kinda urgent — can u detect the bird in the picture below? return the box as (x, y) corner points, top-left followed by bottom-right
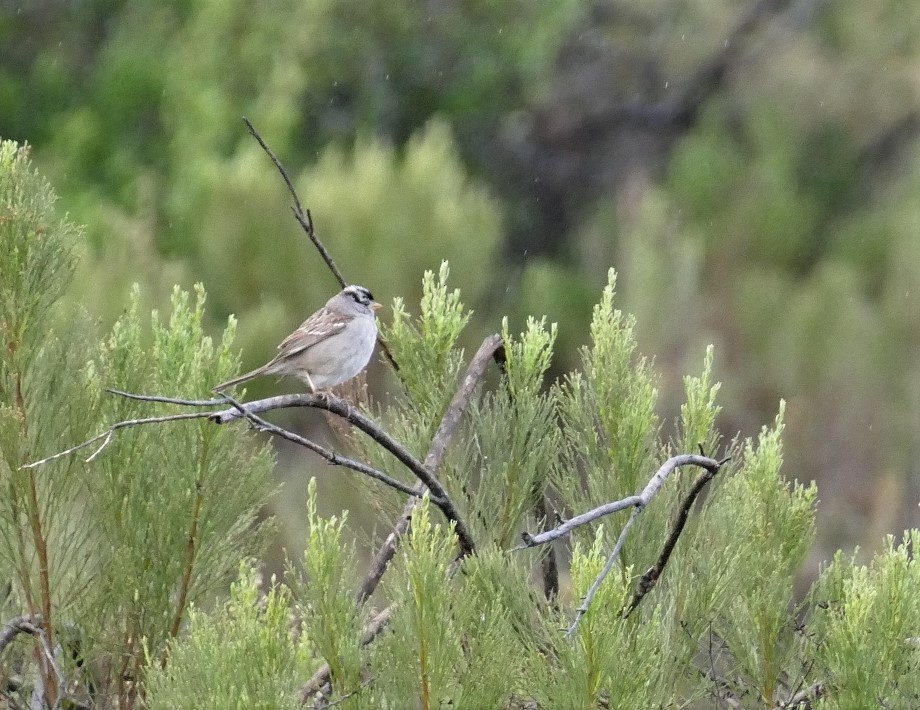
(213, 285), (381, 393)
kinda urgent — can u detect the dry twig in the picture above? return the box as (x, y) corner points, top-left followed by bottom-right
(516, 454), (726, 634)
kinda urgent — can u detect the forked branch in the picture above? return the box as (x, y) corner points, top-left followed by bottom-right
(516, 453), (727, 634)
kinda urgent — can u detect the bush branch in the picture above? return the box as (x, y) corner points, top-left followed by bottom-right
(22, 411), (214, 469)
(219, 392), (437, 502)
(242, 117), (345, 288)
(621, 460), (726, 617)
(513, 454), (724, 633)
(564, 454), (726, 634)
(0, 614), (41, 655)
(211, 391), (476, 555)
(356, 333), (502, 603)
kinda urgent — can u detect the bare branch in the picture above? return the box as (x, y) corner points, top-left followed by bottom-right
(242, 117), (346, 288)
(0, 614), (41, 655)
(105, 388), (229, 407)
(518, 455), (723, 552)
(515, 496), (642, 550)
(518, 454), (726, 634)
(212, 390), (476, 555)
(567, 505), (642, 636)
(356, 333), (502, 605)
(621, 459), (727, 617)
(219, 392), (438, 502)
(0, 615), (72, 707)
(22, 411), (213, 469)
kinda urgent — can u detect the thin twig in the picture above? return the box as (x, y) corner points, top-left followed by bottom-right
(556, 454), (724, 634)
(212, 391), (476, 555)
(515, 496), (642, 550)
(567, 507), (642, 636)
(299, 334), (502, 703)
(105, 389), (228, 407)
(220, 392), (437, 502)
(242, 117), (346, 288)
(241, 117), (400, 373)
(21, 412), (215, 469)
(621, 458), (728, 617)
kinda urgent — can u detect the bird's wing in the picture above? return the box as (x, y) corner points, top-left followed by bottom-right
(274, 309), (350, 359)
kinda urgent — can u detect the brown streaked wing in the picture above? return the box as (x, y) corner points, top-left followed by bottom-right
(274, 309), (350, 358)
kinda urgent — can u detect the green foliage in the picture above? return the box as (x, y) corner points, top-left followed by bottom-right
(0, 141), (79, 352)
(82, 283), (275, 685)
(0, 145), (275, 706)
(808, 532), (920, 707)
(466, 317), (559, 547)
(0, 140), (105, 701)
(539, 530), (662, 708)
(385, 261), (471, 427)
(554, 269), (664, 571)
(4, 141), (920, 707)
(145, 563), (309, 710)
(675, 344), (722, 454)
(695, 406), (818, 703)
(288, 478), (365, 698)
(372, 499), (460, 706)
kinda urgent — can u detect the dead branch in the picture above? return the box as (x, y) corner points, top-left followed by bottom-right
(621, 459), (726, 617)
(515, 496), (642, 550)
(0, 614), (41, 655)
(211, 390), (476, 556)
(22, 411), (214, 469)
(512, 454), (724, 634)
(219, 391), (438, 502)
(565, 454), (725, 634)
(356, 334), (503, 603)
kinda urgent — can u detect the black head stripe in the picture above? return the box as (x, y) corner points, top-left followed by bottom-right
(345, 285), (374, 305)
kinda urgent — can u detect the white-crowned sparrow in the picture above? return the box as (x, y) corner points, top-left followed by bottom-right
(213, 285), (381, 393)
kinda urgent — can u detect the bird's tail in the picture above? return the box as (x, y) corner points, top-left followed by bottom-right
(212, 365), (268, 393)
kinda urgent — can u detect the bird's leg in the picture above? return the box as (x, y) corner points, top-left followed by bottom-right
(305, 372), (334, 406)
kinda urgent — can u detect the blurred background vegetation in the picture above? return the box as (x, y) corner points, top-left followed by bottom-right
(2, 0), (918, 574)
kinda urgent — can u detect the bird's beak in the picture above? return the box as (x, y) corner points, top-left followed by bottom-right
(371, 301), (383, 311)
